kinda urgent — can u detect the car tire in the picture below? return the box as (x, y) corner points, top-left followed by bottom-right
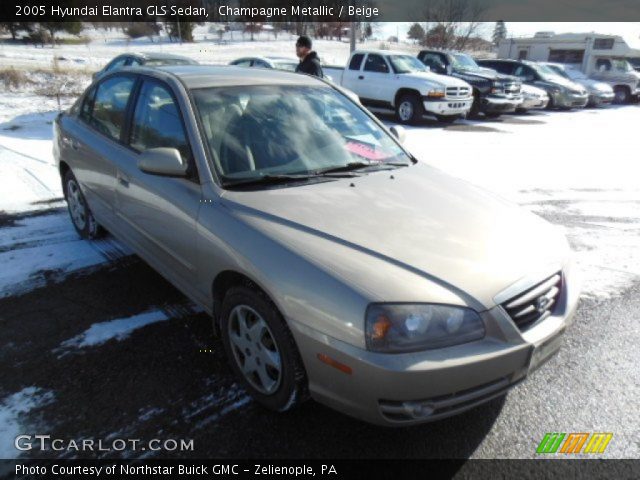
(220, 285), (308, 412)
(63, 170), (104, 240)
(435, 114), (459, 124)
(613, 86), (630, 104)
(395, 93), (423, 125)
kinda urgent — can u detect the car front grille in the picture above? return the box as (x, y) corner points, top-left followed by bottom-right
(501, 273), (562, 331)
(446, 86), (471, 99)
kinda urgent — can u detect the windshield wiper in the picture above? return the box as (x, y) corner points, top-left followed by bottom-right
(223, 174), (320, 188)
(314, 161), (375, 174)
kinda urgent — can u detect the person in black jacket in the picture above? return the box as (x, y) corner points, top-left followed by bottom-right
(295, 36), (324, 78)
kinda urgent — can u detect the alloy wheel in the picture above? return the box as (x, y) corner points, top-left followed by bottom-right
(228, 305), (282, 395)
(67, 179), (86, 231)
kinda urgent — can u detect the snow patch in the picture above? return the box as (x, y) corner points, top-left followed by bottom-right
(0, 212), (130, 298)
(0, 387), (55, 458)
(58, 310), (169, 350)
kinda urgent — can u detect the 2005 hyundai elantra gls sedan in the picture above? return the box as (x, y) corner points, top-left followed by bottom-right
(54, 65), (579, 425)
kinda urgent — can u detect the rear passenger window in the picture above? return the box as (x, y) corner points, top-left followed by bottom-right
(349, 54), (364, 70)
(129, 81), (191, 163)
(89, 76), (135, 141)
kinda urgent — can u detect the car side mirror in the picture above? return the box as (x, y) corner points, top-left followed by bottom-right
(390, 125), (406, 144)
(138, 147), (188, 177)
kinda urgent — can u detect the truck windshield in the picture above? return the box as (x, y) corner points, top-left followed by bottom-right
(611, 59), (633, 72)
(192, 85), (411, 186)
(387, 55), (428, 74)
(451, 54), (480, 71)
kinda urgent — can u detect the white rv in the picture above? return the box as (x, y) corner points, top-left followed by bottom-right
(498, 32), (640, 103)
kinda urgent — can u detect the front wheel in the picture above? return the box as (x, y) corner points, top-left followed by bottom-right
(220, 286), (308, 412)
(395, 93), (424, 125)
(63, 170), (104, 239)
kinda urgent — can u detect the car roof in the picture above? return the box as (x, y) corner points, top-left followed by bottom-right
(353, 49), (415, 57)
(147, 65), (326, 89)
(129, 52), (196, 61)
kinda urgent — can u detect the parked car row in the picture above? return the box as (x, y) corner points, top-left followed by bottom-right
(56, 62), (579, 426)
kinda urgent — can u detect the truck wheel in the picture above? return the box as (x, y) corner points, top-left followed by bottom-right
(396, 93), (423, 125)
(220, 286), (308, 412)
(435, 115), (459, 124)
(613, 86), (630, 104)
(63, 170), (104, 240)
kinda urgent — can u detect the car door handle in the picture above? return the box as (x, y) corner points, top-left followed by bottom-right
(358, 75), (364, 80)
(117, 172), (129, 187)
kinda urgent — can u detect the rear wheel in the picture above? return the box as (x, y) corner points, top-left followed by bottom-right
(395, 93), (423, 125)
(613, 86), (630, 104)
(220, 286), (308, 412)
(63, 170), (104, 240)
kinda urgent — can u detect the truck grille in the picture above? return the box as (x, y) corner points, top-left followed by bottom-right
(504, 82), (521, 95)
(446, 86), (471, 99)
(501, 273), (562, 331)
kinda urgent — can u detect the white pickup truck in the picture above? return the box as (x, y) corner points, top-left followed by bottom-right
(325, 50), (474, 124)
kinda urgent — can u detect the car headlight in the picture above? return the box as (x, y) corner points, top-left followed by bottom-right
(426, 89), (445, 98)
(549, 86), (563, 94)
(490, 86), (504, 94)
(365, 304), (485, 353)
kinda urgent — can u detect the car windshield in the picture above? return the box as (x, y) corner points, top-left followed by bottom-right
(451, 53), (480, 71)
(612, 59), (633, 72)
(146, 58), (196, 66)
(192, 85), (411, 186)
(273, 61), (298, 72)
(547, 65), (571, 80)
(387, 55), (428, 74)
(533, 63), (564, 81)
(564, 68), (587, 80)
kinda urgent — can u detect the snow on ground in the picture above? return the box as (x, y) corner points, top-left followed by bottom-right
(57, 310), (169, 350)
(0, 211), (131, 298)
(0, 387), (55, 458)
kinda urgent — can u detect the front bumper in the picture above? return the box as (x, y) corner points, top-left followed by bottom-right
(553, 91), (589, 108)
(588, 91), (614, 106)
(519, 95), (549, 110)
(481, 94), (522, 113)
(422, 97), (473, 116)
(290, 267), (580, 426)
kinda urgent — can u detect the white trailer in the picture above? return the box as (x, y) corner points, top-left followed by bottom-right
(498, 32), (640, 103)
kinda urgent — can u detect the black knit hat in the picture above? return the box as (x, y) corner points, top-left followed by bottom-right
(296, 35), (312, 49)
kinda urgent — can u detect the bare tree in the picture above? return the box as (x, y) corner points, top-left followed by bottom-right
(422, 0), (486, 51)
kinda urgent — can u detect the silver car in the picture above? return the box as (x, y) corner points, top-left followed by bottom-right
(542, 62), (615, 107)
(54, 65), (579, 426)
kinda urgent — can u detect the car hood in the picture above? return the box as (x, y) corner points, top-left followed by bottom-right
(453, 67), (516, 83)
(220, 164), (569, 309)
(402, 71), (471, 89)
(521, 83), (548, 96)
(574, 78), (613, 92)
(539, 75), (585, 91)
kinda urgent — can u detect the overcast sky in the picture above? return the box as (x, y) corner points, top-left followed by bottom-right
(379, 22), (640, 46)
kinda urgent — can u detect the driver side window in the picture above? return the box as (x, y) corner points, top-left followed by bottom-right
(364, 54), (389, 73)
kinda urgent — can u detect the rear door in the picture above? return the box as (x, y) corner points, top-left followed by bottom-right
(113, 77), (202, 286)
(59, 74), (136, 226)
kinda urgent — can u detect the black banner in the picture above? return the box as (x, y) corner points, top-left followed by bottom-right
(1, 0), (640, 22)
(1, 459), (640, 480)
